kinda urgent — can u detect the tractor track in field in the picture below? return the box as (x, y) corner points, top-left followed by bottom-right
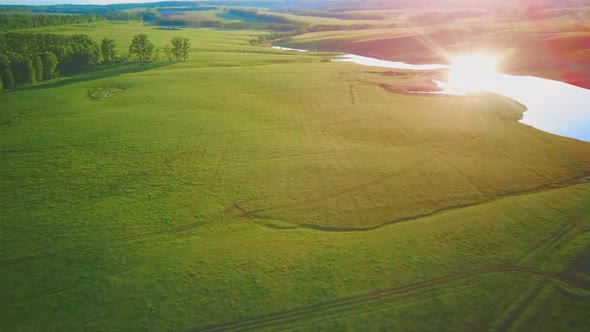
(349, 84), (357, 104)
(493, 282), (546, 332)
(555, 284), (590, 302)
(0, 218), (218, 267)
(193, 265), (590, 332)
(519, 218), (581, 264)
(0, 202), (240, 267)
(236, 175), (589, 233)
(163, 126), (207, 165)
(11, 266), (138, 306)
(493, 216), (584, 331)
(244, 153), (439, 215)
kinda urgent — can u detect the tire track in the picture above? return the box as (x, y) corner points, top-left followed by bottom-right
(349, 84), (357, 104)
(493, 283), (546, 332)
(245, 151), (443, 216)
(192, 265), (590, 332)
(554, 284), (590, 303)
(493, 217), (584, 331)
(237, 177), (588, 233)
(11, 266), (138, 306)
(163, 126), (207, 165)
(0, 215), (221, 267)
(518, 218), (580, 264)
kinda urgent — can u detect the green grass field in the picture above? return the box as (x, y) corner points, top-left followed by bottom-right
(1, 22), (589, 331)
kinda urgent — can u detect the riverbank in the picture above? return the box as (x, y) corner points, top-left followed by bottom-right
(273, 45), (590, 142)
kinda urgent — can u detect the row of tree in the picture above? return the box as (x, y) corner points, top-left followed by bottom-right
(0, 12), (146, 31)
(0, 33), (191, 90)
(128, 34), (191, 62)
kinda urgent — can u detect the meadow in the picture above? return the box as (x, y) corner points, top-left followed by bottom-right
(1, 21), (589, 331)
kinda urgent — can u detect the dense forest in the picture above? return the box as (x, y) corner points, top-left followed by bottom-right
(0, 13), (145, 31)
(0, 33), (103, 88)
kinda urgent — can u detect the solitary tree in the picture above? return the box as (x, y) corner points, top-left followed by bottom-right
(128, 34), (154, 62)
(101, 38), (117, 63)
(40, 51), (58, 80)
(170, 37), (191, 61)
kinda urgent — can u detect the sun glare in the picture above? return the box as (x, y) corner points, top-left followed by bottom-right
(448, 54), (498, 92)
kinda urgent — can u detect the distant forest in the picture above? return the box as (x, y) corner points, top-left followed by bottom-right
(1, 15), (101, 31)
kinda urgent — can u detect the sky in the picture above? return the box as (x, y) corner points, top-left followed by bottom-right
(0, 0), (181, 5)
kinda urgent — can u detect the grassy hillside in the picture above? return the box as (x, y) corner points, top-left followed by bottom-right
(1, 23), (589, 331)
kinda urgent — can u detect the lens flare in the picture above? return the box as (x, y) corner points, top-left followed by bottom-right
(448, 54), (498, 92)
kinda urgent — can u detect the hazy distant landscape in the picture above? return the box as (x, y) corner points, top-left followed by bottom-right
(1, 1), (589, 331)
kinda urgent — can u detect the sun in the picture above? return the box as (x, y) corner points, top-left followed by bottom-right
(448, 54), (498, 93)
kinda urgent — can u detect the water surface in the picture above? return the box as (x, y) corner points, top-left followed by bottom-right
(331, 53), (590, 142)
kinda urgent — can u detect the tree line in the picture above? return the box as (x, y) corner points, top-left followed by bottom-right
(0, 14), (105, 31)
(0, 33), (191, 90)
(0, 11), (144, 32)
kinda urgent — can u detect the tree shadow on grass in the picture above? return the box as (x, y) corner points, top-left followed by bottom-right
(16, 62), (173, 92)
